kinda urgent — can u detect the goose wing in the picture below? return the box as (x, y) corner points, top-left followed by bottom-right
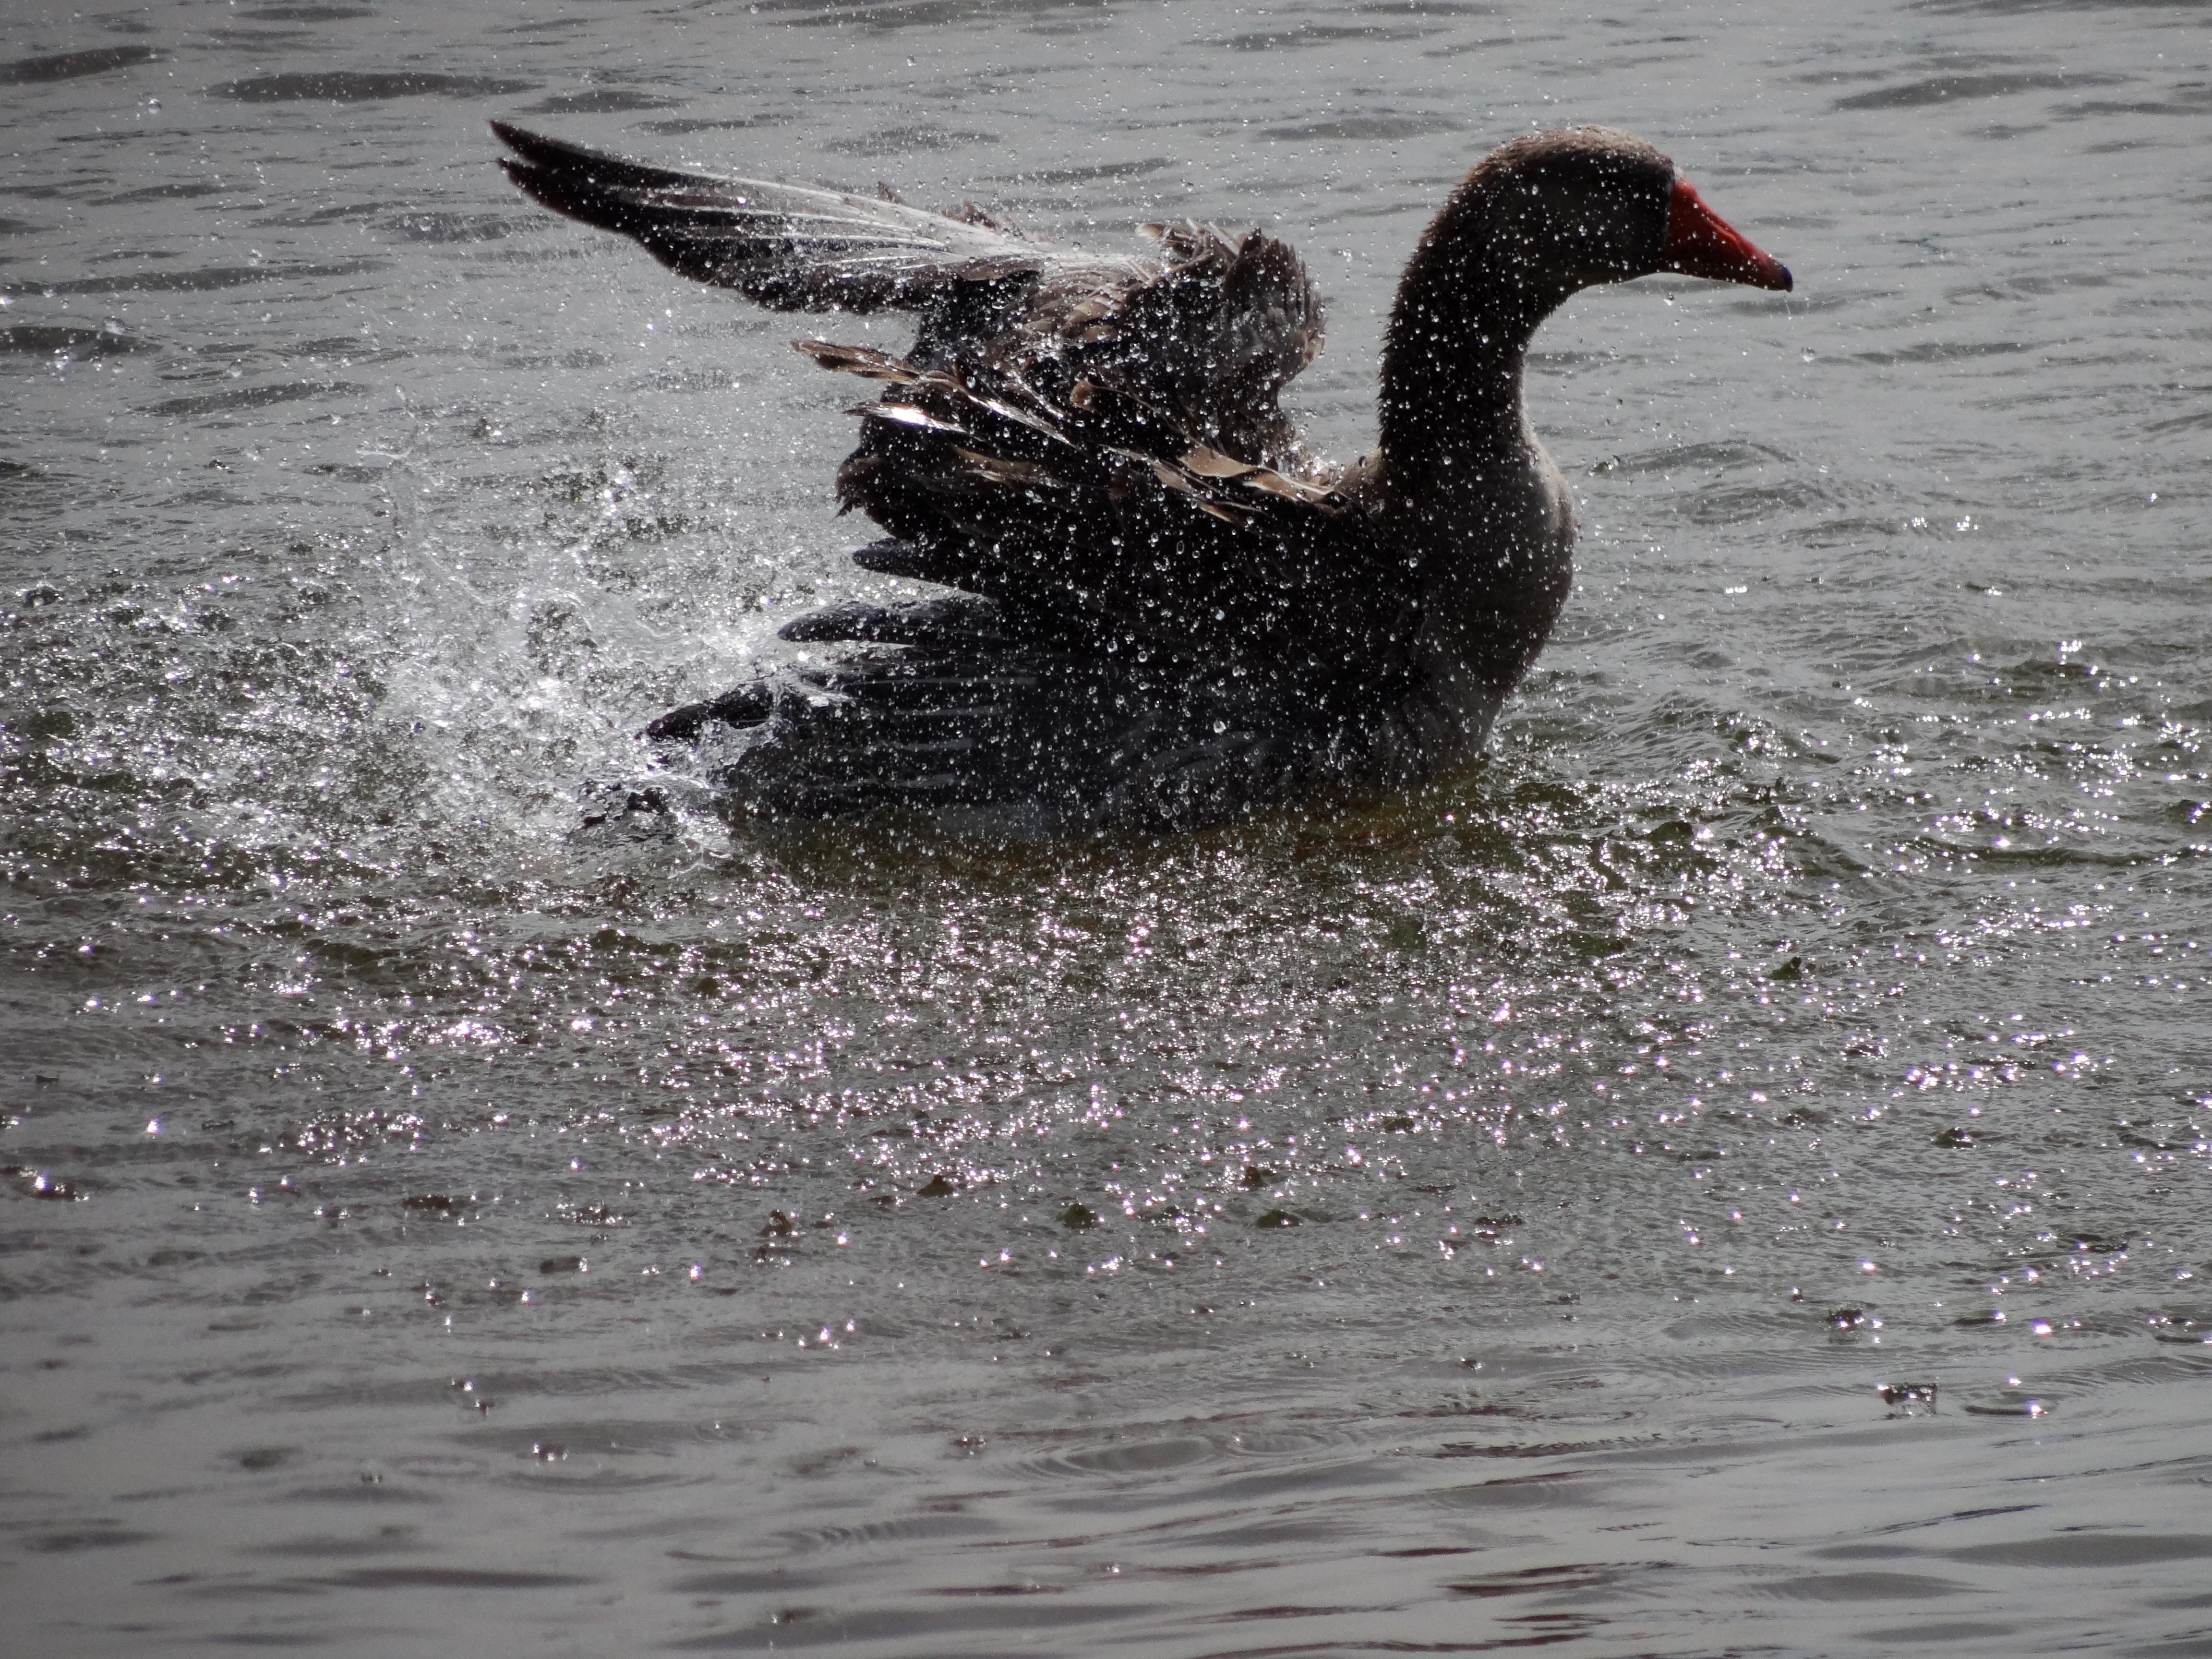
(798, 327), (1413, 697)
(495, 123), (1416, 691)
(493, 120), (1079, 311)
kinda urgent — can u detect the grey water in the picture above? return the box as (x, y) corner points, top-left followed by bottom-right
(3, 0), (2210, 1653)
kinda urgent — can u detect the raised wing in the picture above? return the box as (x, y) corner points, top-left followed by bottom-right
(793, 333), (1413, 704)
(493, 120), (1061, 311)
(494, 123), (1416, 702)
(1049, 218), (1326, 470)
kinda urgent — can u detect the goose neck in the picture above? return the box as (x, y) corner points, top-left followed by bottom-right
(1379, 239), (1568, 481)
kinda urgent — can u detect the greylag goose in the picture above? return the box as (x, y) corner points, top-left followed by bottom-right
(492, 121), (1790, 833)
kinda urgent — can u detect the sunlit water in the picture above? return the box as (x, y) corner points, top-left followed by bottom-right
(4, 0), (2210, 1653)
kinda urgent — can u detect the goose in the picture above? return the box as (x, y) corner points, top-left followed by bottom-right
(493, 120), (1790, 833)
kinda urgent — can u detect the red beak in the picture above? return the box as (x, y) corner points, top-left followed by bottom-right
(1660, 177), (1791, 292)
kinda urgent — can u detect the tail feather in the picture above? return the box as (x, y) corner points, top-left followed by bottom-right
(493, 120), (1050, 312)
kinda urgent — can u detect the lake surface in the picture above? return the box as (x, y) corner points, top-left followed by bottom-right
(4, 0), (2210, 1653)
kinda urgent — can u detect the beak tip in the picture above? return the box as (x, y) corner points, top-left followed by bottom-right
(1663, 177), (1792, 294)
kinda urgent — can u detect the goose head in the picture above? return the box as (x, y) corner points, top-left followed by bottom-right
(1408, 126), (1791, 323)
(1382, 127), (1790, 461)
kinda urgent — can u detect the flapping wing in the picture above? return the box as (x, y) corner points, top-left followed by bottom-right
(787, 214), (1398, 680)
(493, 120), (1055, 311)
(1048, 219), (1326, 469)
(495, 123), (1410, 693)
(795, 336), (1415, 703)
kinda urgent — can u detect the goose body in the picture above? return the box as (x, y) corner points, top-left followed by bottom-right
(493, 122), (1790, 833)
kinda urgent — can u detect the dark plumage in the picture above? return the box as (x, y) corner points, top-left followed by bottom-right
(493, 120), (1791, 834)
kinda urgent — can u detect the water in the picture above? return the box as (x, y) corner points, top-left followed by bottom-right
(4, 0), (2210, 1652)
